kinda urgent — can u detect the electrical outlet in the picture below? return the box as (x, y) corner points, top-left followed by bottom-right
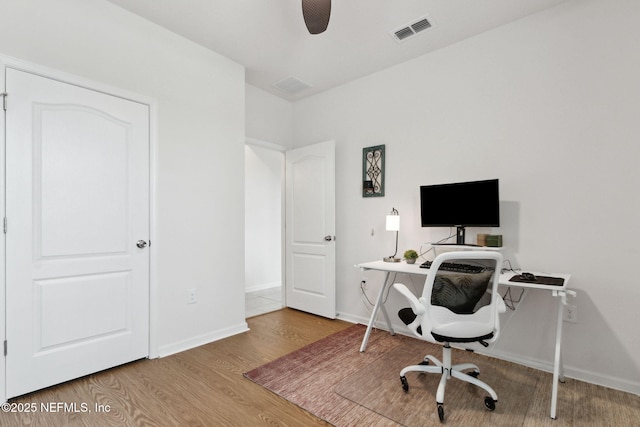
(188, 288), (197, 304)
(562, 304), (577, 323)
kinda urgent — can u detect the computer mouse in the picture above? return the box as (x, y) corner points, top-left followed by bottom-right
(521, 272), (536, 281)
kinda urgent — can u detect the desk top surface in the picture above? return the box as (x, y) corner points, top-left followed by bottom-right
(356, 260), (570, 290)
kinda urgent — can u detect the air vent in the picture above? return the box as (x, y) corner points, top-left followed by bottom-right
(394, 27), (414, 41)
(273, 77), (312, 94)
(411, 18), (431, 33)
(391, 16), (432, 43)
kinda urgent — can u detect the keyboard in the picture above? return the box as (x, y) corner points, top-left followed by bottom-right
(420, 260), (486, 273)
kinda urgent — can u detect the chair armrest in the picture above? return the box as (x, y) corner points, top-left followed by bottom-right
(486, 294), (507, 343)
(393, 283), (425, 315)
(496, 295), (506, 314)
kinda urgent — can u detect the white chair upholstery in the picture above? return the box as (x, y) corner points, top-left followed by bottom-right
(393, 251), (505, 423)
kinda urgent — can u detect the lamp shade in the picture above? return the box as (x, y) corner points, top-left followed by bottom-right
(386, 214), (400, 231)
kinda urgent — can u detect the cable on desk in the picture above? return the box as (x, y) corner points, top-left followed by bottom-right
(419, 244), (434, 262)
(419, 229), (458, 262)
(360, 280), (375, 306)
(501, 259), (517, 274)
(359, 272), (398, 307)
(502, 286), (524, 310)
(499, 259), (524, 310)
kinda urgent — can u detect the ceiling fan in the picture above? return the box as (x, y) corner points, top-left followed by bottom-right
(301, 0), (331, 34)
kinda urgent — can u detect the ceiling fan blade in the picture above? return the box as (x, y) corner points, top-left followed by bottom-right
(302, 0), (331, 35)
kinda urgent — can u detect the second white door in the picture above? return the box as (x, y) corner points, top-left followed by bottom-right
(285, 141), (336, 318)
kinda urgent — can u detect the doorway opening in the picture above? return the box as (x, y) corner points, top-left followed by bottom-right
(244, 142), (285, 317)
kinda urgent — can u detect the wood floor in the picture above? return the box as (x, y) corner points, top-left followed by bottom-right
(2, 309), (638, 426)
(1, 309), (351, 427)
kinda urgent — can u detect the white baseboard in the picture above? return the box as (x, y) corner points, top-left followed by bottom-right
(157, 322), (249, 358)
(563, 366), (640, 396)
(335, 312), (365, 325)
(337, 312), (412, 334)
(245, 282), (281, 293)
(487, 349), (639, 396)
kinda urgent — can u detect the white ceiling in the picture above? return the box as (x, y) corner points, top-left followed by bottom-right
(106, 0), (568, 101)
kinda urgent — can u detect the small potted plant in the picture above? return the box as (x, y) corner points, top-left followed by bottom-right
(403, 249), (419, 264)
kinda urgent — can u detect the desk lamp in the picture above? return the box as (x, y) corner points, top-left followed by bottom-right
(384, 207), (401, 262)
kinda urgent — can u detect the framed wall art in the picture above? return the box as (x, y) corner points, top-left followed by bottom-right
(362, 144), (385, 197)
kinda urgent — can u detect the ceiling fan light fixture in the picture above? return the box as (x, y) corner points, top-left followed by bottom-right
(302, 0), (331, 35)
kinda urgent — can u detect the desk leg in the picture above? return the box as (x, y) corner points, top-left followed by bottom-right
(550, 289), (575, 419)
(550, 293), (564, 419)
(360, 272), (396, 352)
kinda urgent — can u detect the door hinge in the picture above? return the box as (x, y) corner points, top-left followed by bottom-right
(4, 340), (7, 356)
(3, 217), (6, 234)
(1, 92), (6, 111)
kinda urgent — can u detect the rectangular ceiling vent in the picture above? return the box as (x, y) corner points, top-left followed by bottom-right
(391, 16), (432, 42)
(273, 76), (312, 94)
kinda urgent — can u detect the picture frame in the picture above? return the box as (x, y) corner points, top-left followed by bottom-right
(362, 144), (385, 197)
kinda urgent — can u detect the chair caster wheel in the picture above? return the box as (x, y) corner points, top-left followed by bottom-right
(484, 396), (496, 411)
(400, 376), (409, 392)
(437, 403), (445, 423)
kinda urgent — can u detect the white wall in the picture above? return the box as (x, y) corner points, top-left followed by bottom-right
(0, 0), (247, 357)
(292, 0), (640, 394)
(246, 84), (294, 148)
(245, 145), (283, 292)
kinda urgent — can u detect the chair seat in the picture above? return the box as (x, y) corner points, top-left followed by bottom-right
(431, 331), (494, 343)
(431, 320), (495, 342)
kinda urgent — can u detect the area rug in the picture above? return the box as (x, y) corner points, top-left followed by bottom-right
(243, 324), (539, 426)
(334, 336), (538, 426)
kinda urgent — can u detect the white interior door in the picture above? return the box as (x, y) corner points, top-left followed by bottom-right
(5, 68), (150, 398)
(285, 140), (336, 318)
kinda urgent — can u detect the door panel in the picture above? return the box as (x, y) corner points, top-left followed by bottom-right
(285, 141), (335, 318)
(36, 105), (130, 257)
(292, 254), (326, 294)
(37, 272), (130, 349)
(5, 68), (150, 398)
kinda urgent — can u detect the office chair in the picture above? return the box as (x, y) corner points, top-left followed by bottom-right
(393, 251), (505, 423)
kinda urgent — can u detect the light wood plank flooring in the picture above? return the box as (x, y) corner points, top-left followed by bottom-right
(1, 309), (351, 426)
(1, 308), (638, 426)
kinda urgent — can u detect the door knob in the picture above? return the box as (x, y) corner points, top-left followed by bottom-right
(324, 235), (335, 242)
(136, 240), (148, 249)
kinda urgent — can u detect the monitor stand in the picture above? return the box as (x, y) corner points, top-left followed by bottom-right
(456, 226), (465, 245)
(436, 226), (480, 247)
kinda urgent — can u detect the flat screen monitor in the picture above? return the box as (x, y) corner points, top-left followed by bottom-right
(420, 179), (500, 245)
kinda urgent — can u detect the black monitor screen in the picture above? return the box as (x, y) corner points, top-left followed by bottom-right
(420, 179), (500, 228)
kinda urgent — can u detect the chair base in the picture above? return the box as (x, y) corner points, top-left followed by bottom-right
(399, 344), (498, 423)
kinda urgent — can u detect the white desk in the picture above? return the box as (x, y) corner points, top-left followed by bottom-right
(356, 259), (573, 420)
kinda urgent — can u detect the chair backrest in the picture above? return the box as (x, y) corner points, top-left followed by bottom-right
(420, 251), (504, 343)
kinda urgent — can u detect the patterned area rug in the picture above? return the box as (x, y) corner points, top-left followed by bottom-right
(334, 335), (538, 426)
(243, 324), (539, 426)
